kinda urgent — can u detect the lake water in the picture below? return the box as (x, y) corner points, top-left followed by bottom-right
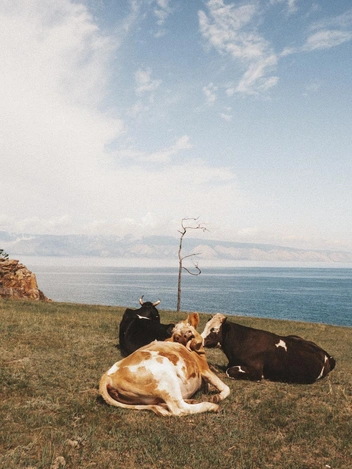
(31, 265), (352, 327)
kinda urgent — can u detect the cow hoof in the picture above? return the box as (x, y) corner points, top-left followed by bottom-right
(184, 399), (197, 404)
(209, 394), (221, 404)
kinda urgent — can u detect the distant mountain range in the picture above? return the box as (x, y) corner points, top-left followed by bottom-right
(1, 230), (352, 263)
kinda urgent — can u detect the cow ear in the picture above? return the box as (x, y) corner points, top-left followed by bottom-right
(187, 336), (203, 352)
(167, 324), (175, 335)
(187, 312), (200, 329)
(220, 314), (227, 324)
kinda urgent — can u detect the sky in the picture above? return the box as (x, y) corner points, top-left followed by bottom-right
(1, 0), (352, 251)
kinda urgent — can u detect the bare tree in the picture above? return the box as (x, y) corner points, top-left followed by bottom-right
(177, 217), (208, 312)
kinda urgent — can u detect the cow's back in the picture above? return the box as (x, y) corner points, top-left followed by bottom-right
(107, 341), (203, 398)
(122, 318), (174, 355)
(263, 335), (335, 383)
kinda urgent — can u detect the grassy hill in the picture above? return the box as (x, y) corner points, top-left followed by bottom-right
(1, 299), (351, 469)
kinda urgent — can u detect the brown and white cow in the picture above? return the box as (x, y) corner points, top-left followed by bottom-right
(99, 313), (230, 416)
(201, 313), (336, 384)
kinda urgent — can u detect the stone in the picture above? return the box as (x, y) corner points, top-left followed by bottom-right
(0, 258), (49, 301)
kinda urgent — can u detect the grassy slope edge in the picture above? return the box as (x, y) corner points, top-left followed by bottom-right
(1, 299), (351, 469)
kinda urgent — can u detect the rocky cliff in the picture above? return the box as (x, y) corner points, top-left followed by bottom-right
(0, 258), (49, 301)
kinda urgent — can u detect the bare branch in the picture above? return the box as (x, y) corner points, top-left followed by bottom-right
(181, 252), (201, 260)
(182, 261), (201, 276)
(180, 217), (209, 233)
(177, 217), (207, 311)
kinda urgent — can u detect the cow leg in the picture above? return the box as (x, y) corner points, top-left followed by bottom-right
(201, 370), (230, 403)
(165, 399), (219, 416)
(158, 385), (220, 416)
(157, 388), (219, 415)
(149, 372), (219, 416)
(226, 365), (263, 381)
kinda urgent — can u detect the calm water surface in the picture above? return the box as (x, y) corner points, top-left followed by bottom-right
(33, 266), (352, 327)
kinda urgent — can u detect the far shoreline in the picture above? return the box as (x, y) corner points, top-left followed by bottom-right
(13, 254), (352, 270)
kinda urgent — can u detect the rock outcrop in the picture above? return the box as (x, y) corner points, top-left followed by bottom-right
(0, 258), (49, 301)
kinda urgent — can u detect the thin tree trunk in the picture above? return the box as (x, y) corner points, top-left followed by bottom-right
(177, 228), (185, 312)
(176, 217), (207, 312)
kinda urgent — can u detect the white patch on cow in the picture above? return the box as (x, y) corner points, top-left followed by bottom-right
(107, 363), (118, 375)
(128, 351), (163, 374)
(137, 315), (151, 320)
(275, 339), (287, 352)
(200, 314), (225, 340)
(225, 366), (246, 379)
(127, 349), (202, 399)
(316, 355), (328, 380)
(228, 366), (245, 374)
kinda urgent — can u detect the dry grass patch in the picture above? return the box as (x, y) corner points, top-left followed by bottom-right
(1, 299), (351, 468)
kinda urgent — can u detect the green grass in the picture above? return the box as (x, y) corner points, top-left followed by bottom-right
(1, 299), (351, 469)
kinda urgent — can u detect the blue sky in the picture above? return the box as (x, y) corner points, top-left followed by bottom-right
(1, 0), (352, 251)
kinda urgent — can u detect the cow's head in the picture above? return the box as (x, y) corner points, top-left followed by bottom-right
(170, 313), (204, 352)
(201, 313), (226, 348)
(137, 296), (161, 321)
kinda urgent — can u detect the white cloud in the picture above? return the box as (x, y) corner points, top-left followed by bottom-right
(4, 158), (241, 239)
(282, 8), (352, 55)
(198, 0), (279, 95)
(303, 29), (352, 51)
(154, 0), (173, 26)
(0, 1), (123, 196)
(2, 0), (350, 253)
(236, 54), (278, 94)
(0, 1), (244, 239)
(0, 1), (114, 106)
(127, 100), (149, 118)
(303, 81), (321, 96)
(270, 0), (298, 15)
(203, 82), (218, 104)
(220, 107), (232, 121)
(199, 2), (352, 96)
(220, 113), (232, 121)
(114, 135), (193, 163)
(310, 8), (352, 31)
(135, 68), (162, 96)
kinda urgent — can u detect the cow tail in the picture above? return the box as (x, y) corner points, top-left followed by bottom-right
(99, 374), (122, 408)
(99, 373), (171, 416)
(319, 354), (336, 380)
(327, 355), (336, 373)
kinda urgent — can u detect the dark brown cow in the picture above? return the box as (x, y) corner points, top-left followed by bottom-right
(201, 314), (336, 384)
(119, 297), (174, 356)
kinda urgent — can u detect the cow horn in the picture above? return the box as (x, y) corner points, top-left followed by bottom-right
(153, 300), (161, 306)
(139, 296), (144, 305)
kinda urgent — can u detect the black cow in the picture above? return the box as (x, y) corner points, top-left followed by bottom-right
(119, 297), (174, 356)
(201, 313), (336, 384)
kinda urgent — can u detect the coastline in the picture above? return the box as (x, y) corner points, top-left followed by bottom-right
(13, 254), (352, 270)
